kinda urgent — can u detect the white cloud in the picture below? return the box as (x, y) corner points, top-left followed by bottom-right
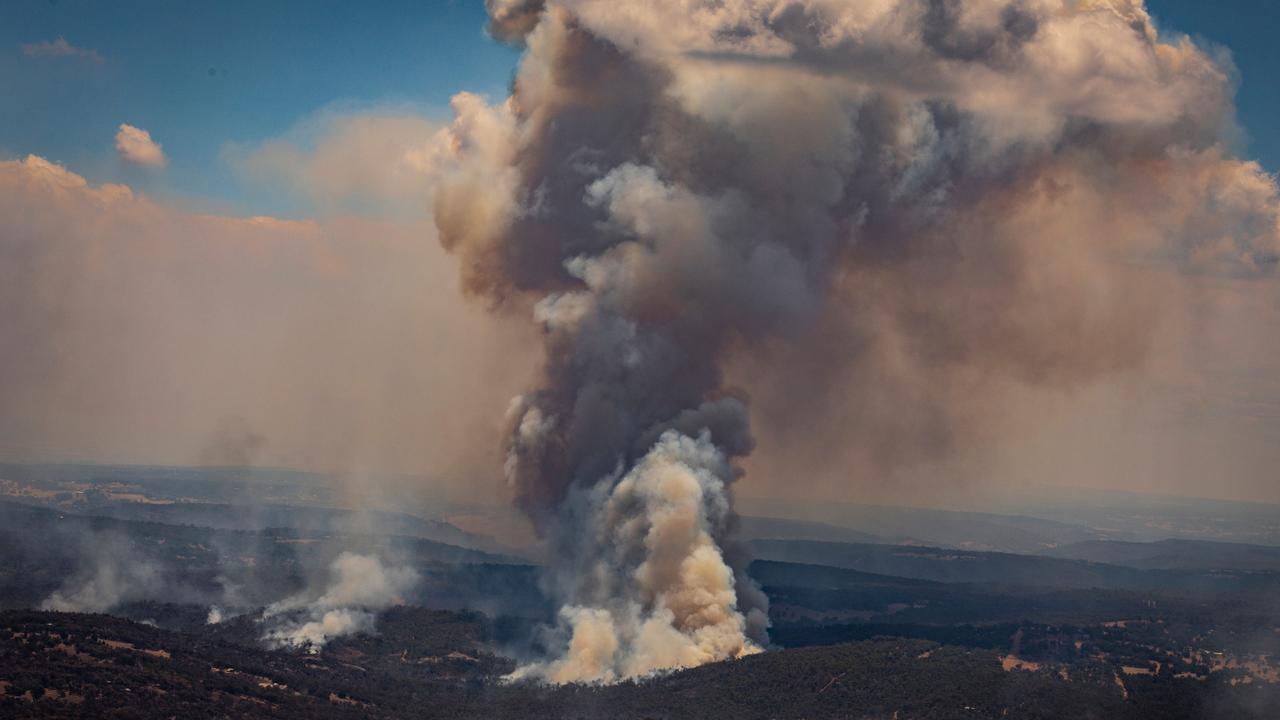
(115, 124), (166, 167)
(21, 36), (103, 64)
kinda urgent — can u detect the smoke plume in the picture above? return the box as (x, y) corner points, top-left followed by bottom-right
(261, 552), (418, 652)
(40, 532), (166, 613)
(434, 0), (1280, 682)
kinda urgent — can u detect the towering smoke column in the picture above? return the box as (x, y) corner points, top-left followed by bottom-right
(435, 0), (1280, 682)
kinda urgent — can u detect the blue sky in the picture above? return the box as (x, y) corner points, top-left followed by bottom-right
(0, 1), (1274, 217)
(1146, 0), (1280, 172)
(0, 0), (518, 214)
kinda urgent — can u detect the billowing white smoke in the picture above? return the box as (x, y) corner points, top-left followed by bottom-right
(41, 561), (162, 614)
(511, 432), (762, 682)
(435, 0), (1280, 683)
(40, 533), (164, 613)
(261, 553), (418, 652)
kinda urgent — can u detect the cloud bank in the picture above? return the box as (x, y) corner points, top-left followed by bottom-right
(0, 153), (535, 496)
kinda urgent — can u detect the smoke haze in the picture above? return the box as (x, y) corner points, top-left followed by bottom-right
(0, 153), (536, 501)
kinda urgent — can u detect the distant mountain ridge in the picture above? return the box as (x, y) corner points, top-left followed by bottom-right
(737, 498), (1110, 553)
(1040, 538), (1280, 572)
(0, 461), (521, 556)
(63, 499), (507, 554)
(735, 515), (885, 544)
(748, 538), (1280, 593)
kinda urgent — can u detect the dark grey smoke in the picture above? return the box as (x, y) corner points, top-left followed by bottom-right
(199, 416), (267, 467)
(486, 0), (547, 44)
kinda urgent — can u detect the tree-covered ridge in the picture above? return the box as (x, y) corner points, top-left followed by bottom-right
(2, 609), (1277, 719)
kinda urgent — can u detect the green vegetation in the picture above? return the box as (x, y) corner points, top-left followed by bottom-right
(2, 610), (1277, 719)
